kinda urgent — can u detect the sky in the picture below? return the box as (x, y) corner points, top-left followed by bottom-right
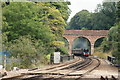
(67, 0), (103, 22)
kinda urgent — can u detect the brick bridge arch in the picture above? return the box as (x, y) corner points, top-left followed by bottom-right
(63, 30), (109, 54)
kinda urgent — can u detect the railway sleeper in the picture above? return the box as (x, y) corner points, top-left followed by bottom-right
(61, 58), (90, 70)
(74, 58), (93, 70)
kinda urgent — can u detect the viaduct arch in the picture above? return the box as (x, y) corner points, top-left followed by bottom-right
(63, 30), (109, 54)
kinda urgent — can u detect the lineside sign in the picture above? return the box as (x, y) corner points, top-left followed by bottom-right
(54, 52), (60, 64)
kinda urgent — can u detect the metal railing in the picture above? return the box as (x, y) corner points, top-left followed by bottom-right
(50, 55), (74, 64)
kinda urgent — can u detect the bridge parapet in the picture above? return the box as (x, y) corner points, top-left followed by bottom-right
(64, 30), (109, 36)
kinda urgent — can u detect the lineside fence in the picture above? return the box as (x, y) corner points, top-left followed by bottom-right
(50, 55), (75, 64)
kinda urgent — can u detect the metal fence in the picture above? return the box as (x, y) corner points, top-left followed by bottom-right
(50, 55), (74, 64)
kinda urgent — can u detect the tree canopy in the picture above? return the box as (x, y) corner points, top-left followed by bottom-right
(68, 2), (116, 30)
(2, 2), (70, 68)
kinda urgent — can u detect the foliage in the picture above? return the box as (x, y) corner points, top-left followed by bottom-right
(43, 2), (70, 21)
(2, 2), (70, 68)
(108, 2), (120, 64)
(68, 2), (116, 30)
(92, 2), (116, 30)
(3, 3), (54, 42)
(93, 51), (111, 59)
(98, 2), (120, 64)
(36, 2), (70, 39)
(55, 47), (68, 55)
(68, 10), (92, 30)
(7, 36), (47, 68)
(100, 38), (111, 52)
(81, 27), (88, 30)
(51, 41), (65, 47)
(94, 38), (104, 48)
(51, 41), (68, 55)
(62, 37), (69, 49)
(109, 24), (120, 63)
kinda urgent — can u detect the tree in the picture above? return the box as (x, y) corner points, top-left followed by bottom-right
(92, 2), (116, 30)
(3, 3), (53, 42)
(8, 36), (49, 68)
(2, 2), (70, 68)
(35, 2), (70, 39)
(68, 10), (92, 30)
(101, 2), (120, 64)
(110, 1), (120, 64)
(68, 2), (116, 30)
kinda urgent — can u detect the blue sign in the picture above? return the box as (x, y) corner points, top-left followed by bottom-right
(0, 52), (10, 55)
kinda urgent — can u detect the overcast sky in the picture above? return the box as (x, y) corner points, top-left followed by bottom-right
(67, 0), (103, 22)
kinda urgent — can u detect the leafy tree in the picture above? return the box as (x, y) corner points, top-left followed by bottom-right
(3, 3), (54, 42)
(8, 36), (48, 68)
(44, 2), (70, 21)
(81, 27), (88, 30)
(101, 2), (120, 63)
(2, 2), (70, 68)
(68, 2), (116, 30)
(68, 10), (92, 30)
(92, 2), (116, 30)
(110, 1), (120, 63)
(35, 2), (70, 40)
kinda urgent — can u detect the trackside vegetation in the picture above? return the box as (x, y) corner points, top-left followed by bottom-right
(1, 1), (120, 69)
(68, 2), (120, 64)
(2, 2), (70, 69)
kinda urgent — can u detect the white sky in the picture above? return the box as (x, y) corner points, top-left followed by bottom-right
(67, 0), (103, 22)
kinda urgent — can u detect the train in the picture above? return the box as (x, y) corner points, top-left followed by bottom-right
(72, 48), (89, 57)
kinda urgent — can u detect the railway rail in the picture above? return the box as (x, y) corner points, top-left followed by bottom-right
(20, 57), (94, 80)
(42, 58), (99, 80)
(26, 57), (85, 74)
(47, 57), (93, 80)
(74, 58), (101, 80)
(1, 57), (84, 80)
(2, 57), (118, 80)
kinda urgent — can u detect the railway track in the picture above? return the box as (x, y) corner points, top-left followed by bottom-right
(2, 57), (96, 80)
(26, 57), (93, 80)
(28, 57), (81, 72)
(25, 57), (85, 74)
(42, 58), (99, 80)
(1, 57), (85, 80)
(24, 57), (91, 80)
(3, 57), (117, 80)
(74, 58), (101, 80)
(45, 57), (93, 80)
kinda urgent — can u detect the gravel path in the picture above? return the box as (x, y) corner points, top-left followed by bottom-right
(82, 58), (118, 78)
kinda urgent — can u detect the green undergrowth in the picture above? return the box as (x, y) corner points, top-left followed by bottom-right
(93, 51), (112, 59)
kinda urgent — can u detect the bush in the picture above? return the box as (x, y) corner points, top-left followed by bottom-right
(55, 47), (68, 55)
(7, 36), (51, 68)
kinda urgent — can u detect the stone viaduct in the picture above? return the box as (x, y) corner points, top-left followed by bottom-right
(63, 30), (109, 54)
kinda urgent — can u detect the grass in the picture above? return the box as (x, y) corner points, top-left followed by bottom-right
(93, 47), (112, 59)
(93, 51), (112, 59)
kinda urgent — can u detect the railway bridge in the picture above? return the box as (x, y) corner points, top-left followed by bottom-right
(63, 30), (109, 54)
